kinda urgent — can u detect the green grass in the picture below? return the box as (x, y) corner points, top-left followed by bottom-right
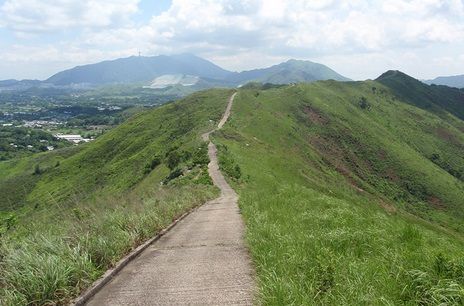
(2, 76), (464, 305)
(214, 78), (464, 304)
(1, 185), (216, 305)
(0, 88), (233, 305)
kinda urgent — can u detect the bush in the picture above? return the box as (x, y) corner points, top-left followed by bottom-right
(217, 145), (242, 180)
(166, 151), (181, 170)
(33, 164), (42, 175)
(192, 144), (209, 166)
(163, 168), (183, 184)
(359, 97), (371, 110)
(144, 156), (161, 174)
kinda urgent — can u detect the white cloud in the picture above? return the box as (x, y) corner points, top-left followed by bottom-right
(1, 0), (464, 79)
(128, 0), (464, 57)
(0, 0), (140, 32)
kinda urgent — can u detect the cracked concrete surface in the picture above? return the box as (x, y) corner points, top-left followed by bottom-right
(85, 92), (255, 305)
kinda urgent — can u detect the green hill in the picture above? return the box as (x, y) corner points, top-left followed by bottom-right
(0, 89), (232, 305)
(1, 72), (464, 305)
(213, 75), (464, 304)
(377, 70), (464, 120)
(0, 89), (232, 213)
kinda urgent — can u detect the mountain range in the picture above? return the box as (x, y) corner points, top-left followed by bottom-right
(424, 74), (464, 89)
(0, 54), (350, 91)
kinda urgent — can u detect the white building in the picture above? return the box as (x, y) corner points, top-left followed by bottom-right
(54, 134), (92, 144)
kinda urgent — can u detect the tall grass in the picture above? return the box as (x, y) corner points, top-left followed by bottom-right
(240, 184), (464, 305)
(214, 85), (464, 304)
(0, 185), (216, 305)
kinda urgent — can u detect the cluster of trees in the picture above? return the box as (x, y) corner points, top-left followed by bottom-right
(0, 126), (70, 161)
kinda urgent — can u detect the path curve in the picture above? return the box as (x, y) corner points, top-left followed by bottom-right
(85, 92), (255, 305)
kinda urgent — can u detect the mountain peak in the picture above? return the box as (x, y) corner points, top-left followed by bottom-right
(376, 70), (414, 81)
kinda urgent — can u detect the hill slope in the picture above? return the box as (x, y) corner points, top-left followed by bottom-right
(0, 89), (235, 304)
(214, 75), (464, 304)
(2, 73), (464, 304)
(425, 74), (464, 88)
(377, 70), (464, 120)
(228, 59), (350, 85)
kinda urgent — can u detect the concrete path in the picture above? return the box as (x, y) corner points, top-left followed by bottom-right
(86, 92), (255, 305)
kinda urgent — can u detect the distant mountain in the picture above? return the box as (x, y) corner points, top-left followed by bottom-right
(228, 59), (350, 85)
(0, 55), (351, 91)
(46, 54), (233, 86)
(424, 75), (464, 89)
(377, 70), (464, 120)
(0, 79), (43, 91)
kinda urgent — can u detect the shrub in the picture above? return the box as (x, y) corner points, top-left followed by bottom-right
(144, 155), (161, 174)
(166, 151), (181, 170)
(33, 164), (42, 175)
(359, 97), (371, 110)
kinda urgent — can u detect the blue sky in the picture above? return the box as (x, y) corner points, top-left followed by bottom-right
(0, 0), (463, 80)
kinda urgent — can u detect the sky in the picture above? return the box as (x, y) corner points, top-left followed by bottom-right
(0, 0), (463, 81)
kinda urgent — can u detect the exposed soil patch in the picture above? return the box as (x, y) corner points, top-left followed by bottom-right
(377, 150), (387, 161)
(434, 127), (462, 147)
(383, 167), (400, 182)
(303, 106), (329, 125)
(428, 196), (447, 210)
(334, 165), (364, 192)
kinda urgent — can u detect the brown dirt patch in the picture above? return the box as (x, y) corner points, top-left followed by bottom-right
(428, 196), (447, 210)
(384, 168), (400, 182)
(434, 127), (462, 147)
(334, 165), (364, 192)
(303, 106), (329, 125)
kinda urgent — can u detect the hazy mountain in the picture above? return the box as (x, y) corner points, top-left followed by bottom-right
(1, 55), (351, 90)
(46, 55), (350, 87)
(424, 74), (464, 89)
(46, 54), (233, 85)
(227, 59), (351, 85)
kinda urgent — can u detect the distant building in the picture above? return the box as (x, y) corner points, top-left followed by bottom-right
(54, 134), (92, 144)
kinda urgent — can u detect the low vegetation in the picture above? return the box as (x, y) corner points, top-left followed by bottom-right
(2, 73), (464, 305)
(1, 186), (215, 305)
(214, 75), (464, 304)
(0, 89), (233, 305)
(0, 126), (71, 161)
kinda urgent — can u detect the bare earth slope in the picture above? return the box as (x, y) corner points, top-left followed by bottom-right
(86, 92), (255, 305)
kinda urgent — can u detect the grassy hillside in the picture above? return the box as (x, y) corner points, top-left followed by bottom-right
(0, 89), (233, 305)
(378, 70), (464, 120)
(0, 89), (232, 212)
(2, 75), (464, 305)
(214, 77), (464, 304)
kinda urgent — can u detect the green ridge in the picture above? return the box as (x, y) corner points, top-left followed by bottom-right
(214, 77), (464, 304)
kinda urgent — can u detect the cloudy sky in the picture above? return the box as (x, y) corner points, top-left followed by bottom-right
(0, 0), (463, 80)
